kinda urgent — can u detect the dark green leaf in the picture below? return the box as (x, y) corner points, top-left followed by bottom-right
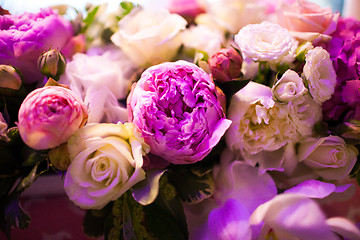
(3, 192), (30, 234)
(0, 146), (18, 176)
(16, 163), (38, 192)
(144, 191), (187, 240)
(335, 120), (360, 145)
(217, 79), (250, 108)
(167, 166), (214, 204)
(83, 202), (114, 238)
(20, 148), (45, 167)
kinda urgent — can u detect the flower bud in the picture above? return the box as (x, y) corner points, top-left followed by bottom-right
(38, 49), (66, 80)
(49, 143), (71, 171)
(0, 65), (22, 90)
(208, 47), (243, 83)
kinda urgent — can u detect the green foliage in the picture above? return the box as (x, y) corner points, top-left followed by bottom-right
(0, 126), (49, 239)
(81, 5), (99, 33)
(120, 1), (136, 17)
(167, 166), (214, 204)
(83, 202), (114, 238)
(217, 79), (250, 108)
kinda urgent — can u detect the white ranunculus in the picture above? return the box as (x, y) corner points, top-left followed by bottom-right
(288, 93), (322, 136)
(225, 81), (298, 156)
(64, 122), (150, 209)
(111, 7), (187, 67)
(303, 46), (337, 104)
(197, 0), (266, 34)
(60, 47), (135, 123)
(272, 69), (307, 103)
(297, 135), (358, 180)
(180, 24), (224, 57)
(235, 21), (293, 62)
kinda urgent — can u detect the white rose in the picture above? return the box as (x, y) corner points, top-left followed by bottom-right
(298, 135), (358, 180)
(197, 0), (266, 34)
(180, 24), (224, 57)
(60, 48), (134, 123)
(289, 93), (322, 136)
(235, 21), (293, 62)
(303, 46), (337, 104)
(111, 8), (187, 67)
(272, 69), (307, 103)
(64, 122), (150, 209)
(226, 81), (298, 155)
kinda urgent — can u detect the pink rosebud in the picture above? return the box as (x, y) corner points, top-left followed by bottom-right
(208, 48), (243, 83)
(18, 86), (88, 150)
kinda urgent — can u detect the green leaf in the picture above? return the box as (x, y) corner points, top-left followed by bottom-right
(335, 120), (360, 145)
(81, 5), (99, 33)
(1, 191), (30, 238)
(167, 166), (214, 204)
(217, 79), (250, 108)
(83, 202), (114, 238)
(144, 184), (188, 240)
(16, 163), (39, 192)
(120, 1), (135, 15)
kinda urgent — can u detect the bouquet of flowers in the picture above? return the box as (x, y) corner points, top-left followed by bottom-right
(1, 0), (360, 239)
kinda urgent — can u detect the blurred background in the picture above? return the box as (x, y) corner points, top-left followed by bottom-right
(0, 0), (348, 14)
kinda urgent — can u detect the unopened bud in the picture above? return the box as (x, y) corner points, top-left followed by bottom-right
(38, 49), (66, 80)
(296, 41), (314, 62)
(208, 47), (243, 83)
(49, 143), (71, 171)
(0, 65), (22, 90)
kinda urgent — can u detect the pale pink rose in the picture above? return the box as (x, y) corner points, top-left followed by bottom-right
(298, 135), (358, 180)
(277, 0), (339, 40)
(18, 86), (88, 150)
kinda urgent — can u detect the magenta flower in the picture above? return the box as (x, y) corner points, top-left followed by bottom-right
(321, 17), (360, 123)
(127, 60), (231, 165)
(0, 8), (73, 84)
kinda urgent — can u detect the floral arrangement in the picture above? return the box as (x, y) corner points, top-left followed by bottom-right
(1, 0), (360, 239)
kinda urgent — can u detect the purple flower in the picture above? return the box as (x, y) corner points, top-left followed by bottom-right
(0, 8), (73, 84)
(127, 60), (232, 165)
(321, 17), (360, 124)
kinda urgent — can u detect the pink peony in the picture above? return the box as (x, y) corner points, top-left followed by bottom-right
(0, 8), (73, 84)
(18, 86), (88, 150)
(127, 60), (231, 165)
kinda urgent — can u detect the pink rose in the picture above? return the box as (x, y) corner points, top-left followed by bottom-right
(277, 0), (339, 37)
(18, 86), (88, 150)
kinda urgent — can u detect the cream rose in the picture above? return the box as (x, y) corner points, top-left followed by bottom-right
(303, 47), (337, 104)
(64, 122), (149, 209)
(298, 135), (358, 180)
(235, 21), (293, 62)
(111, 7), (187, 67)
(272, 69), (307, 103)
(225, 81), (298, 155)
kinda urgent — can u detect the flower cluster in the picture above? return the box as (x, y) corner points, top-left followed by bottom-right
(1, 0), (360, 240)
